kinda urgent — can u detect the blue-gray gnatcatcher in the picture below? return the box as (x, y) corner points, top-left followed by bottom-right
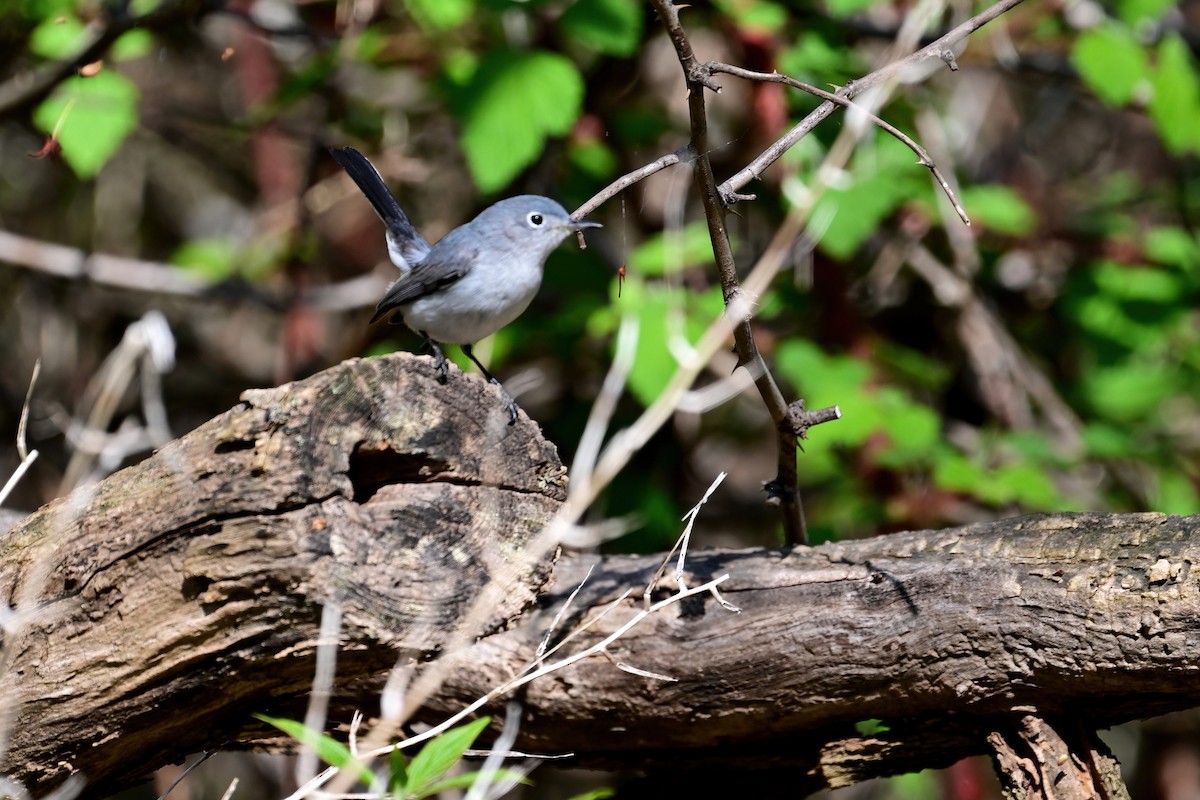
(330, 146), (601, 424)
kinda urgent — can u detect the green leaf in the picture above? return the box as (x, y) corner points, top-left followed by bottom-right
(622, 281), (724, 407)
(871, 388), (939, 467)
(1071, 24), (1151, 107)
(1082, 422), (1135, 458)
(892, 770), (943, 800)
(1116, 0), (1178, 26)
(810, 140), (915, 259)
(1155, 467), (1200, 514)
(405, 717), (491, 796)
(933, 449), (991, 496)
(824, 0), (887, 17)
(33, 71), (139, 178)
(561, 0), (643, 56)
(1092, 260), (1183, 303)
(779, 31), (863, 80)
(567, 790), (617, 800)
(405, 0), (474, 31)
(991, 462), (1062, 509)
(775, 340), (873, 446)
(451, 49), (585, 193)
(628, 222), (713, 276)
(389, 749), (409, 795)
(854, 718), (891, 735)
(960, 185), (1036, 236)
(255, 714), (376, 786)
(29, 14), (88, 59)
(568, 139), (618, 179)
(418, 768), (530, 796)
(1149, 34), (1200, 154)
(171, 238), (238, 280)
(712, 0), (787, 33)
(113, 29), (154, 61)
(1144, 227), (1199, 272)
(1083, 362), (1178, 422)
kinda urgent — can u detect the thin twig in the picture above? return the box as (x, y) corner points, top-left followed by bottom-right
(644, 472), (728, 606)
(17, 360), (39, 462)
(717, 0), (1029, 202)
(155, 751), (215, 800)
(296, 601), (342, 786)
(705, 62), (970, 225)
(536, 563), (595, 659)
(285, 574), (731, 799)
(649, 0), (808, 545)
(0, 0), (210, 117)
(573, 146), (693, 223)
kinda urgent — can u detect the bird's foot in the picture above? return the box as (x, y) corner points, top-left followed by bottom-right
(493, 379), (520, 426)
(424, 337), (449, 384)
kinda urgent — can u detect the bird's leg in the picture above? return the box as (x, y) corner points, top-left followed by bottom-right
(462, 344), (520, 426)
(420, 332), (449, 384)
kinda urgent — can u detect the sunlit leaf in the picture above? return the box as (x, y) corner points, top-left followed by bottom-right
(1149, 34), (1200, 154)
(405, 717), (491, 796)
(29, 14), (87, 59)
(1084, 361), (1178, 422)
(961, 185), (1036, 236)
(1071, 24), (1151, 106)
(33, 70), (139, 178)
(561, 0), (643, 56)
(255, 714), (376, 786)
(405, 0), (474, 30)
(451, 49), (585, 192)
(628, 222), (713, 276)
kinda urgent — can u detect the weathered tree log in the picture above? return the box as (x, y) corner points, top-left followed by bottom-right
(0, 354), (566, 796)
(2, 354), (1199, 798)
(428, 511), (1200, 796)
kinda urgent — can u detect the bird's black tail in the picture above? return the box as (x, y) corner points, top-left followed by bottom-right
(329, 146), (430, 268)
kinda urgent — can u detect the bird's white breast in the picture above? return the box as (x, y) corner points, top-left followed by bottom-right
(400, 258), (543, 345)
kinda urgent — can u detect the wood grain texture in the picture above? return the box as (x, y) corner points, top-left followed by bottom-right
(422, 513), (1200, 794)
(0, 353), (565, 795)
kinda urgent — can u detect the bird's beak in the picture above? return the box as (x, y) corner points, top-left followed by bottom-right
(568, 219), (603, 231)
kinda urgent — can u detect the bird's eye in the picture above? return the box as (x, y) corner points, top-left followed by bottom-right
(527, 212), (545, 227)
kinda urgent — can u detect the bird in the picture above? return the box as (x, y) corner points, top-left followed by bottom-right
(330, 146), (601, 424)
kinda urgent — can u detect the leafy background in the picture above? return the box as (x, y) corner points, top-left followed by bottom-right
(1, 0), (1199, 796)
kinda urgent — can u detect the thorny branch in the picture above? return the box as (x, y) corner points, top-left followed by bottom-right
(704, 62), (970, 226)
(650, 0), (808, 544)
(571, 0), (1029, 544)
(718, 0), (1029, 203)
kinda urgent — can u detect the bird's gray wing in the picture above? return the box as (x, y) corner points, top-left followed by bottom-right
(369, 249), (475, 324)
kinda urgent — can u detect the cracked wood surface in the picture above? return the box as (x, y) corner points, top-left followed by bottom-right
(2, 354), (1199, 797)
(421, 512), (1200, 795)
(0, 353), (566, 795)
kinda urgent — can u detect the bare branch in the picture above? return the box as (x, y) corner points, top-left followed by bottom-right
(572, 145), (694, 223)
(0, 0), (210, 118)
(718, 0), (1029, 202)
(705, 61), (970, 225)
(649, 0), (808, 544)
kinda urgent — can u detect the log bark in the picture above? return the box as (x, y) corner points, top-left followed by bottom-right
(2, 354), (1199, 797)
(425, 512), (1200, 796)
(0, 354), (566, 796)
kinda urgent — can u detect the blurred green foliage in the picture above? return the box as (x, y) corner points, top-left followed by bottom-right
(3, 0), (1199, 796)
(4, 0), (1199, 571)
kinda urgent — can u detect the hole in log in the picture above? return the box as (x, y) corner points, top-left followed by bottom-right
(214, 439), (255, 454)
(348, 444), (453, 503)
